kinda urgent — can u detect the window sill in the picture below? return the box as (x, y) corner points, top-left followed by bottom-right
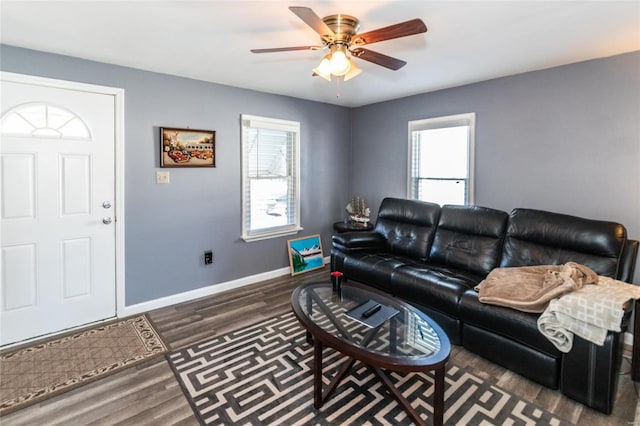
(241, 226), (304, 242)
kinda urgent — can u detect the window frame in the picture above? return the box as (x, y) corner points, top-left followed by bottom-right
(1, 102), (92, 140)
(240, 114), (302, 242)
(407, 113), (476, 205)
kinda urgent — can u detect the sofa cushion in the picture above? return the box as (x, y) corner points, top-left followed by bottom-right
(343, 252), (420, 293)
(374, 197), (440, 259)
(500, 208), (627, 278)
(429, 205), (509, 276)
(458, 289), (562, 356)
(391, 264), (483, 316)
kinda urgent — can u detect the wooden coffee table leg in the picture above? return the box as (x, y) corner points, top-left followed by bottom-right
(372, 366), (427, 426)
(633, 299), (639, 381)
(312, 335), (357, 409)
(433, 366), (445, 426)
(323, 357), (357, 403)
(314, 338), (323, 408)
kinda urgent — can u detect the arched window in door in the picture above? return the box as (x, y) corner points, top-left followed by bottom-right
(1, 102), (91, 140)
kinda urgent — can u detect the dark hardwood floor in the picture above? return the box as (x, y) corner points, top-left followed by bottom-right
(2, 268), (638, 425)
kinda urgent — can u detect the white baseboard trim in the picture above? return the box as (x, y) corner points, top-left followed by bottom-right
(119, 256), (331, 317)
(120, 267), (289, 317)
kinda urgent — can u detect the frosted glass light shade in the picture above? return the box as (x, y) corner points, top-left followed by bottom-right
(313, 55), (332, 81)
(329, 49), (351, 76)
(344, 60), (362, 81)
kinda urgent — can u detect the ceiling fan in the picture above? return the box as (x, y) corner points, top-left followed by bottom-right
(251, 6), (427, 81)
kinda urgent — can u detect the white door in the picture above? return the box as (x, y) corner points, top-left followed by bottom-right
(1, 77), (116, 346)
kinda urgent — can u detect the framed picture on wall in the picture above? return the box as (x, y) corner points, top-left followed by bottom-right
(160, 127), (215, 168)
(287, 234), (324, 276)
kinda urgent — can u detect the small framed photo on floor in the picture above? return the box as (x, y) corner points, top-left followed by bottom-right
(287, 234), (324, 276)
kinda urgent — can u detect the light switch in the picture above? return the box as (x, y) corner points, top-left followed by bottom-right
(156, 171), (170, 184)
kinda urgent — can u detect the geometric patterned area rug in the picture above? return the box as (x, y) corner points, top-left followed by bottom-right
(0, 314), (167, 416)
(167, 312), (569, 425)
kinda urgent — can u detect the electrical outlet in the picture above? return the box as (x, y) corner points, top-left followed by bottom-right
(156, 171), (170, 184)
(204, 250), (213, 265)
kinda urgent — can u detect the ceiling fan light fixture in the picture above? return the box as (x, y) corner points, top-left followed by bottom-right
(343, 59), (362, 81)
(252, 8), (428, 84)
(313, 54), (332, 81)
(329, 45), (351, 76)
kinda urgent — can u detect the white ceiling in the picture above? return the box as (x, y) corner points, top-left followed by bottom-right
(1, 1), (639, 107)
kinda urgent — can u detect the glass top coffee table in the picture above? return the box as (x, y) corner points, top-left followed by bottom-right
(291, 282), (450, 426)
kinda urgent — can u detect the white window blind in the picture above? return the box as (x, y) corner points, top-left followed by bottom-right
(241, 114), (301, 241)
(408, 113), (475, 206)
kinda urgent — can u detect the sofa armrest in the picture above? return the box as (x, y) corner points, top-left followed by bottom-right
(618, 239), (638, 282)
(332, 231), (386, 252)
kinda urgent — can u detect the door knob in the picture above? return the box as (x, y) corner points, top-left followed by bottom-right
(102, 201), (112, 209)
(102, 217), (112, 224)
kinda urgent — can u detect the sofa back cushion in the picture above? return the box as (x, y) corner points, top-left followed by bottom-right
(500, 208), (627, 278)
(374, 198), (441, 259)
(429, 205), (509, 276)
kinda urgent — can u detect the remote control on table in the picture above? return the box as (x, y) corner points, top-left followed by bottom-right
(362, 304), (381, 318)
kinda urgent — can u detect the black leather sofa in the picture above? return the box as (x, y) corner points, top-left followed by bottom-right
(331, 197), (639, 414)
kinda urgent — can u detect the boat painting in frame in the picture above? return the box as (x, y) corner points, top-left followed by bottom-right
(160, 127), (215, 167)
(287, 234), (324, 276)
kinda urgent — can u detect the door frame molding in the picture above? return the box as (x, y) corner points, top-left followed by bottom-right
(0, 71), (126, 320)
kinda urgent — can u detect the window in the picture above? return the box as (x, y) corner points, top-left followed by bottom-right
(408, 113), (475, 206)
(241, 114), (301, 241)
(1, 102), (91, 140)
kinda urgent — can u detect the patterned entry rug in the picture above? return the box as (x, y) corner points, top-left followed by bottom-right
(0, 314), (167, 416)
(167, 312), (569, 425)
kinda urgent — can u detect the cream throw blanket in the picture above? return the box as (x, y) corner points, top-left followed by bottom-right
(537, 276), (640, 352)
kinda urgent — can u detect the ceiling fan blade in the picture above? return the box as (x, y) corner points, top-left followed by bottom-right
(289, 6), (335, 38)
(351, 19), (427, 46)
(351, 48), (407, 70)
(251, 46), (322, 53)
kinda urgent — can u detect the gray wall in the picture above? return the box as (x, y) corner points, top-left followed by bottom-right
(351, 51), (640, 283)
(2, 45), (638, 304)
(0, 45), (353, 305)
